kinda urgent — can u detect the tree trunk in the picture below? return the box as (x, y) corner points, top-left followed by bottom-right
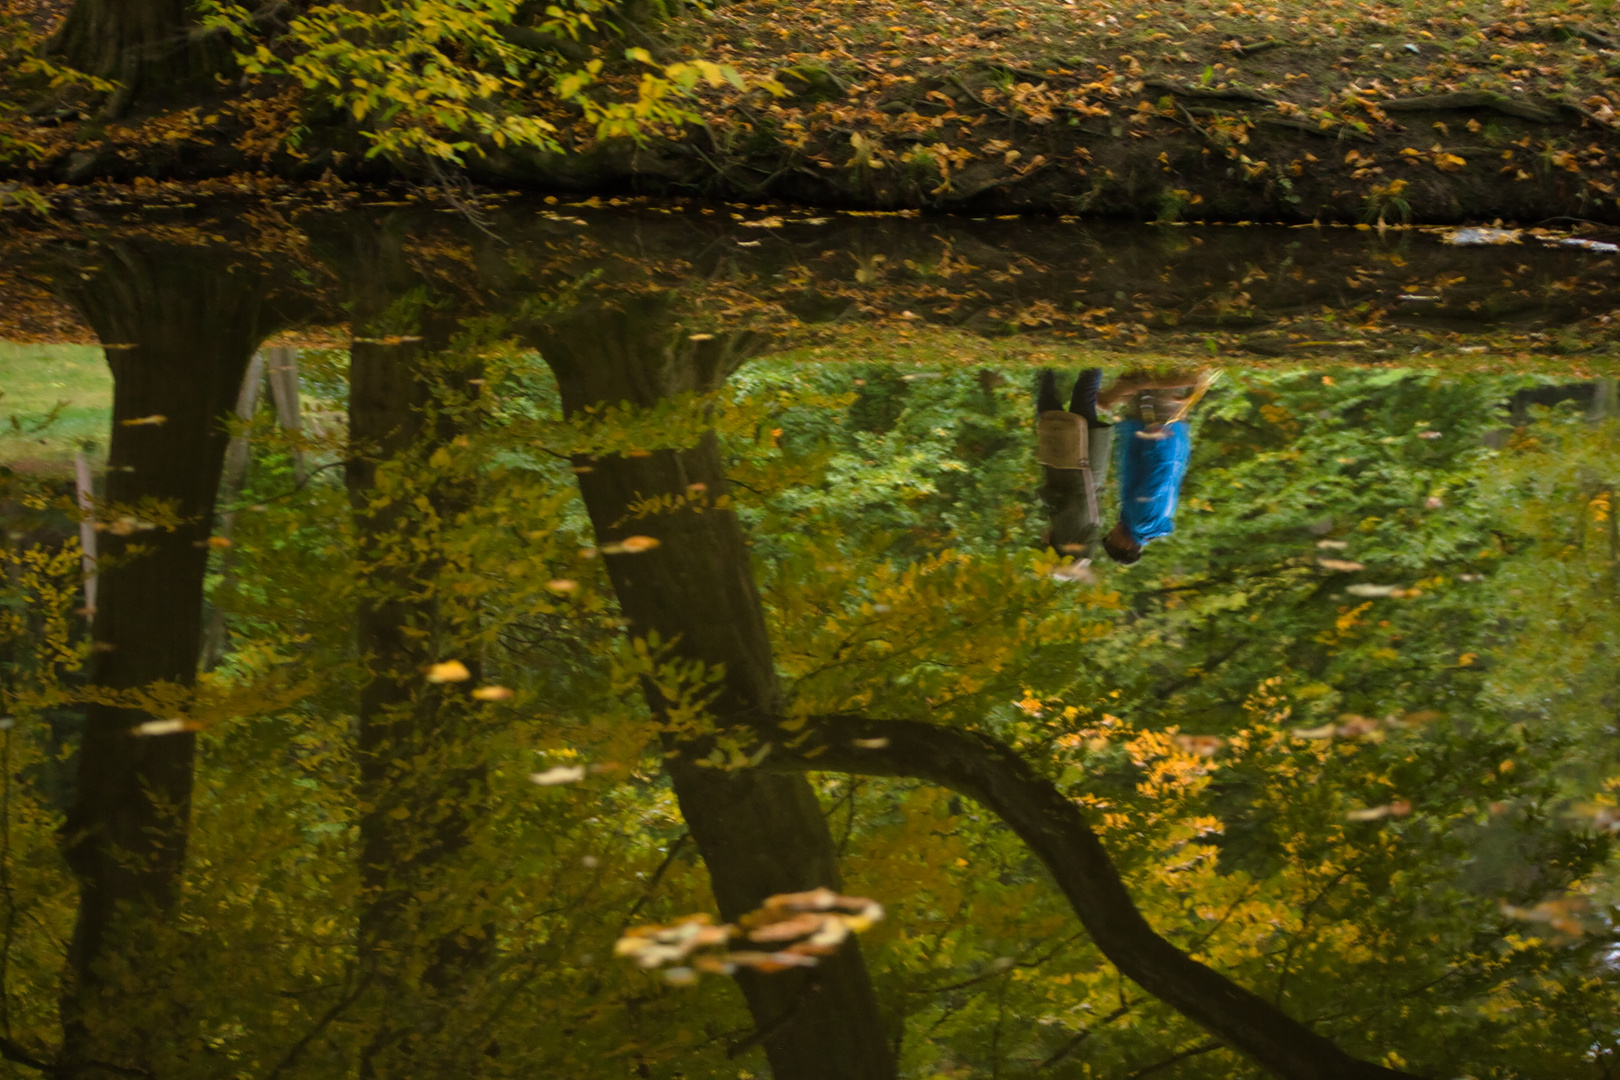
(48, 242), (275, 1078)
(48, 0), (232, 113)
(344, 222), (497, 1077)
(528, 297), (897, 1080)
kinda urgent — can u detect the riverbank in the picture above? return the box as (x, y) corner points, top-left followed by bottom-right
(4, 0), (1620, 222)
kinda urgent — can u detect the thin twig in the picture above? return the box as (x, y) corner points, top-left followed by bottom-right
(615, 833), (691, 934)
(217, 460), (344, 515)
(1128, 1041), (1221, 1078)
(1037, 1002), (1133, 1069)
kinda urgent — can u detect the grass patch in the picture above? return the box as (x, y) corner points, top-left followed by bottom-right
(0, 342), (111, 473)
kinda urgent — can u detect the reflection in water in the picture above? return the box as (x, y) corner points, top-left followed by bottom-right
(0, 202), (1619, 1080)
(1037, 368), (1212, 576)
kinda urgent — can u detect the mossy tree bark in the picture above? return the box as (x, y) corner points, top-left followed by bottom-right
(48, 0), (232, 113)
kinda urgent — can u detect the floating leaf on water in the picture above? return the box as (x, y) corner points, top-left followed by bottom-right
(687, 332), (715, 341)
(134, 718), (198, 736)
(852, 737), (890, 749)
(1291, 723), (1338, 740)
(120, 414), (167, 426)
(746, 913), (827, 942)
(726, 950), (821, 972)
(1317, 558), (1365, 572)
(1347, 800), (1412, 822)
(1316, 539), (1349, 550)
(530, 765), (587, 786)
(1546, 237), (1620, 253)
(1575, 803), (1620, 831)
(615, 891), (882, 982)
(472, 685), (514, 701)
(1346, 583), (1403, 598)
(1441, 225), (1519, 246)
(100, 516), (158, 535)
(1335, 715), (1382, 738)
(547, 579), (578, 593)
(207, 536), (232, 549)
(601, 535), (660, 555)
(426, 660), (471, 683)
(1173, 734), (1223, 757)
(1501, 896), (1591, 935)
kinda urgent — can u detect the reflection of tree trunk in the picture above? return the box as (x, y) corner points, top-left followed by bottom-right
(48, 0), (230, 114)
(529, 297), (896, 1080)
(344, 224), (494, 1076)
(529, 294), (1415, 1080)
(49, 243), (274, 1077)
(265, 346), (307, 484)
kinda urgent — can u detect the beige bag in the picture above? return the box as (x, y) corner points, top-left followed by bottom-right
(1036, 410), (1089, 470)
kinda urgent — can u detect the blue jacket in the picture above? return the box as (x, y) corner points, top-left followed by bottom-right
(1116, 420), (1191, 544)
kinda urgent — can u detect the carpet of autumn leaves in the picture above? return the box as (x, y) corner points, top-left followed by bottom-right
(639, 0), (1620, 217)
(5, 0), (1620, 220)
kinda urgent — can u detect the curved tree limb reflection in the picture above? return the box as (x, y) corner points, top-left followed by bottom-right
(753, 715), (1423, 1080)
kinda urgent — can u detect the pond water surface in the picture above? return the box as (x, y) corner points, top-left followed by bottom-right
(2, 198), (1620, 1080)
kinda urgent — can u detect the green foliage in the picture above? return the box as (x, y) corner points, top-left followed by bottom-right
(0, 14), (115, 176)
(196, 0), (763, 164)
(6, 319), (1620, 1077)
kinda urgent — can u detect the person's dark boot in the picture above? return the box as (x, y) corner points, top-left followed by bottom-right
(1071, 367), (1102, 422)
(1036, 368), (1061, 415)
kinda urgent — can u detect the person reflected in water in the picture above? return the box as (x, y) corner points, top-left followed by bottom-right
(1098, 369), (1214, 565)
(1035, 367), (1214, 576)
(1034, 367), (1110, 581)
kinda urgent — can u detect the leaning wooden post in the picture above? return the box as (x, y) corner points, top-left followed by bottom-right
(74, 448), (97, 616)
(201, 350), (267, 670)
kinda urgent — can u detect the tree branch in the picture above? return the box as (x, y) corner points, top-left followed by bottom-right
(753, 714), (1424, 1080)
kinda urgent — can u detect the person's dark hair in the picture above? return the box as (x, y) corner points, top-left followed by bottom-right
(1102, 532), (1142, 565)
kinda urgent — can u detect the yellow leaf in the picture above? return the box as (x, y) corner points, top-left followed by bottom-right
(427, 660), (471, 683)
(1434, 153), (1466, 172)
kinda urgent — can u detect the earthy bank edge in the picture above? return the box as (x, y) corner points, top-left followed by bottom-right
(6, 90), (1620, 226)
(10, 0), (1620, 223)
